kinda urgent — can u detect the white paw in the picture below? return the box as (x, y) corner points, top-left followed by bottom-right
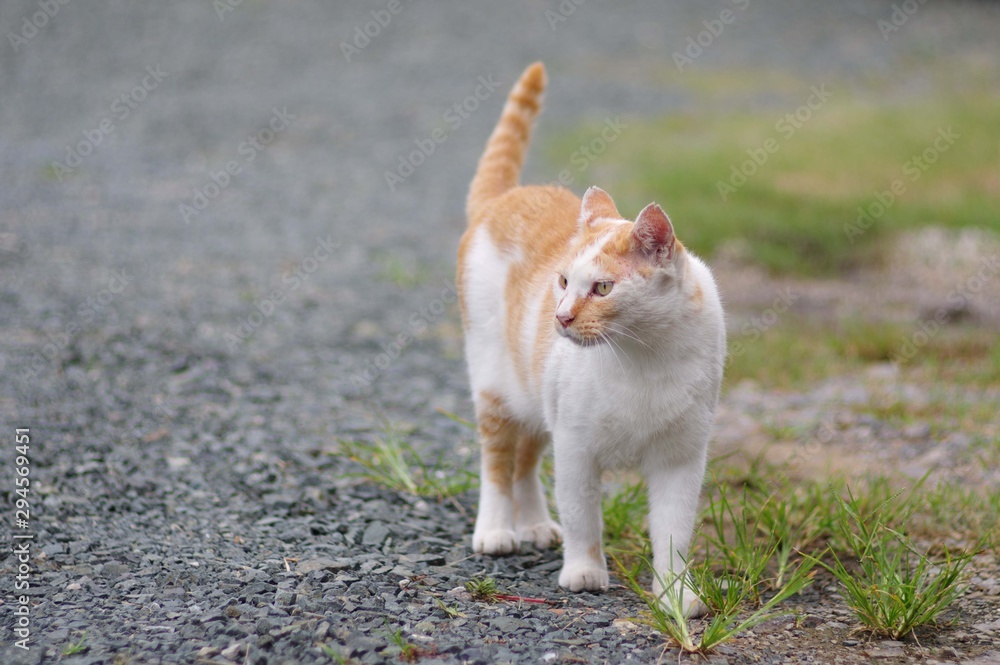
(559, 562), (609, 592)
(517, 521), (562, 549)
(653, 578), (709, 618)
(672, 593), (709, 618)
(472, 529), (519, 555)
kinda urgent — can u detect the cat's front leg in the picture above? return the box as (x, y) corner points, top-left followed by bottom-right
(553, 434), (608, 592)
(646, 458), (709, 618)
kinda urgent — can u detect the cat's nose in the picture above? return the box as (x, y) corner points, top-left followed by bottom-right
(556, 312), (575, 328)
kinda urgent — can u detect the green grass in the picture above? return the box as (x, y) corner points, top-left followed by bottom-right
(603, 460), (989, 653)
(336, 427), (477, 501)
(372, 251), (437, 289)
(383, 620), (424, 663)
(602, 481), (649, 564)
(724, 315), (1000, 390)
(623, 557), (815, 654)
(464, 577), (500, 603)
(62, 633), (88, 656)
(813, 488), (978, 640)
(433, 597), (466, 619)
(544, 86), (1000, 276)
(319, 643), (354, 664)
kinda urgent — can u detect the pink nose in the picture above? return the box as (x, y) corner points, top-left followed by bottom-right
(556, 312), (575, 328)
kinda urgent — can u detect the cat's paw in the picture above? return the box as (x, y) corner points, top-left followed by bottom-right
(558, 562), (609, 592)
(681, 595), (709, 619)
(517, 521), (562, 549)
(472, 529), (519, 555)
(653, 578), (710, 618)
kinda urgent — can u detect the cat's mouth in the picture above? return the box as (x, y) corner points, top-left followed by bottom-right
(557, 326), (605, 348)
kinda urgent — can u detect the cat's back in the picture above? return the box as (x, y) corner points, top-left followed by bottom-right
(460, 185), (580, 273)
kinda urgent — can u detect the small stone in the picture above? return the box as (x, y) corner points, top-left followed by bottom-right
(843, 639), (859, 647)
(865, 645), (904, 659)
(973, 620), (1000, 634)
(490, 617), (526, 631)
(362, 521), (390, 547)
(101, 562), (130, 580)
(254, 617), (274, 635)
(167, 456), (190, 469)
(221, 642), (243, 660)
(298, 557), (354, 575)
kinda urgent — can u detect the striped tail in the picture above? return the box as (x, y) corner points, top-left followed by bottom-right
(466, 62), (547, 219)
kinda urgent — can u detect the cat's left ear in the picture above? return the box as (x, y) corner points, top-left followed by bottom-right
(578, 186), (622, 230)
(632, 203), (677, 262)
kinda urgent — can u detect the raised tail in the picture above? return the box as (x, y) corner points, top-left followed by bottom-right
(466, 62), (547, 218)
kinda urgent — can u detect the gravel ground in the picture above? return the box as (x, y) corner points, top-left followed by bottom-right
(2, 1), (999, 663)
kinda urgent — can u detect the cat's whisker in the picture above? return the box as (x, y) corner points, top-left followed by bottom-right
(599, 331), (626, 374)
(607, 322), (664, 364)
(606, 322), (654, 352)
(600, 330), (632, 374)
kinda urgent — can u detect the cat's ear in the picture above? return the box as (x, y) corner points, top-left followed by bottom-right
(578, 186), (621, 229)
(632, 203), (677, 261)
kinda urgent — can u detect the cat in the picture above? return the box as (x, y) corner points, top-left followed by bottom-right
(456, 62), (725, 616)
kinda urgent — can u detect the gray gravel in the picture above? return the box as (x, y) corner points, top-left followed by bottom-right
(2, 1), (999, 663)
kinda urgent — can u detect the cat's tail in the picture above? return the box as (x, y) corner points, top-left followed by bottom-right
(467, 62), (547, 219)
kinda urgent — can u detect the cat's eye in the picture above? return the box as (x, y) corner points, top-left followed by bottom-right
(594, 281), (614, 296)
(558, 274), (568, 289)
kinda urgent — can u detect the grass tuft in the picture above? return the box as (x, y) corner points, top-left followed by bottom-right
(62, 633), (88, 656)
(814, 488), (977, 640)
(337, 427), (476, 500)
(464, 577), (500, 603)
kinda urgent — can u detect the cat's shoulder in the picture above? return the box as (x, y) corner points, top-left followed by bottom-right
(470, 185), (581, 255)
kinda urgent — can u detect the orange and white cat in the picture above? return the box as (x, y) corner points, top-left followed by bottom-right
(457, 63), (725, 615)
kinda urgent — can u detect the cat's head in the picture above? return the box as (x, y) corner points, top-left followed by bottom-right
(553, 187), (689, 347)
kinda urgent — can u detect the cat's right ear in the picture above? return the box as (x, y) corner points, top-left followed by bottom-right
(632, 203), (676, 262)
(578, 186), (621, 230)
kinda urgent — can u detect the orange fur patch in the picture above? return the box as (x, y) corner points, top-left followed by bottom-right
(514, 432), (548, 482)
(692, 283), (704, 306)
(477, 391), (517, 496)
